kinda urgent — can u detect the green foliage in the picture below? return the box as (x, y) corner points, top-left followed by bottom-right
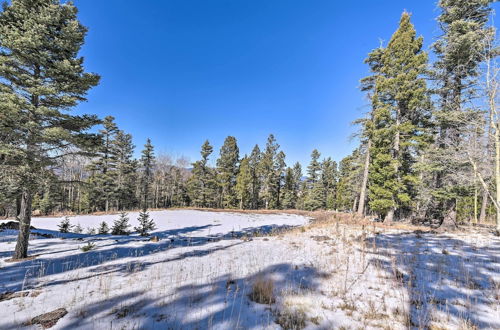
(135, 211), (156, 236)
(98, 221), (110, 235)
(236, 156), (252, 209)
(140, 139), (155, 210)
(111, 212), (131, 235)
(58, 217), (73, 233)
(216, 136), (240, 208)
(367, 12), (430, 218)
(80, 241), (96, 252)
(188, 140), (219, 208)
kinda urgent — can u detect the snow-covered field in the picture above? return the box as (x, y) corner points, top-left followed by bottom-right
(0, 210), (499, 329)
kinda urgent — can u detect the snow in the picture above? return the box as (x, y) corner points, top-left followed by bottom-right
(0, 211), (499, 329)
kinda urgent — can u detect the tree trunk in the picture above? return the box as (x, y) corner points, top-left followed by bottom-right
(357, 139), (371, 216)
(384, 208), (394, 224)
(13, 189), (33, 259)
(479, 189), (488, 223)
(495, 122), (500, 232)
(440, 201), (457, 231)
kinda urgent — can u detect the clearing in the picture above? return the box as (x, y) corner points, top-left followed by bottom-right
(0, 210), (499, 329)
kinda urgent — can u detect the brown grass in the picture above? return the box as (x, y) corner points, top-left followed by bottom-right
(249, 277), (275, 305)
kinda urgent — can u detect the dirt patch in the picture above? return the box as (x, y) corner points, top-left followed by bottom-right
(29, 308), (68, 328)
(4, 255), (38, 263)
(0, 291), (29, 302)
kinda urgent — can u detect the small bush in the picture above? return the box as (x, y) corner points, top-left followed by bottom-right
(80, 242), (96, 252)
(86, 227), (96, 235)
(249, 277), (275, 304)
(58, 217), (73, 233)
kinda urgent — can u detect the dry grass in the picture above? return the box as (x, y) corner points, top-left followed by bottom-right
(249, 277), (275, 305)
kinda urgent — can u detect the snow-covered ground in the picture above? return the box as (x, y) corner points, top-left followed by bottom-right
(0, 211), (499, 329)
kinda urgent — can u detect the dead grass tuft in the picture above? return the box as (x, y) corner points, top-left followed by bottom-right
(249, 277), (275, 305)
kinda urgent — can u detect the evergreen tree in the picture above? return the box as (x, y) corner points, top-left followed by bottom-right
(430, 0), (495, 228)
(236, 156), (252, 209)
(282, 165), (302, 209)
(216, 136), (240, 208)
(98, 221), (109, 235)
(188, 140), (218, 207)
(0, 0), (100, 258)
(114, 130), (138, 210)
(58, 217), (73, 234)
(307, 150), (322, 184)
(260, 135), (281, 209)
(111, 212), (131, 235)
(321, 158), (338, 209)
(367, 12), (430, 222)
(139, 139), (155, 210)
(304, 150), (325, 210)
(249, 145), (262, 209)
(87, 116), (119, 212)
(135, 211), (156, 236)
(336, 149), (364, 211)
(73, 223), (83, 234)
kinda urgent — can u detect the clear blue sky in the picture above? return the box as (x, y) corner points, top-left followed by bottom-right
(71, 0), (496, 167)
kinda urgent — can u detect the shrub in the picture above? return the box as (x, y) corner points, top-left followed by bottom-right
(80, 242), (96, 252)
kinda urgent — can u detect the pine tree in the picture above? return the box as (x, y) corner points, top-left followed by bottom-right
(188, 140), (218, 207)
(87, 116), (119, 212)
(321, 158), (338, 209)
(367, 12), (430, 222)
(98, 221), (110, 235)
(135, 211), (156, 236)
(260, 135), (281, 209)
(216, 136), (240, 208)
(111, 212), (131, 235)
(139, 139), (155, 210)
(307, 150), (322, 184)
(249, 145), (262, 209)
(236, 156), (252, 209)
(73, 223), (83, 234)
(282, 165), (302, 209)
(304, 150), (325, 210)
(336, 149), (364, 211)
(0, 0), (100, 259)
(114, 130), (137, 210)
(430, 0), (495, 228)
(58, 217), (73, 234)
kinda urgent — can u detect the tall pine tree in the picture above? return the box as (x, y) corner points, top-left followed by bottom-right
(0, 0), (100, 259)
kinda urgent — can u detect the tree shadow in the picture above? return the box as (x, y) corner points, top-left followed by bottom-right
(0, 223), (297, 294)
(51, 263), (327, 330)
(365, 231), (500, 329)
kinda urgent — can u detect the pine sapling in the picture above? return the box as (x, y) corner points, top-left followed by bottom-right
(111, 212), (131, 235)
(98, 221), (110, 235)
(73, 223), (83, 234)
(58, 217), (73, 233)
(135, 210), (156, 236)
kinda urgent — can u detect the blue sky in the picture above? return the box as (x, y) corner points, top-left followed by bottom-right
(72, 0), (496, 167)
